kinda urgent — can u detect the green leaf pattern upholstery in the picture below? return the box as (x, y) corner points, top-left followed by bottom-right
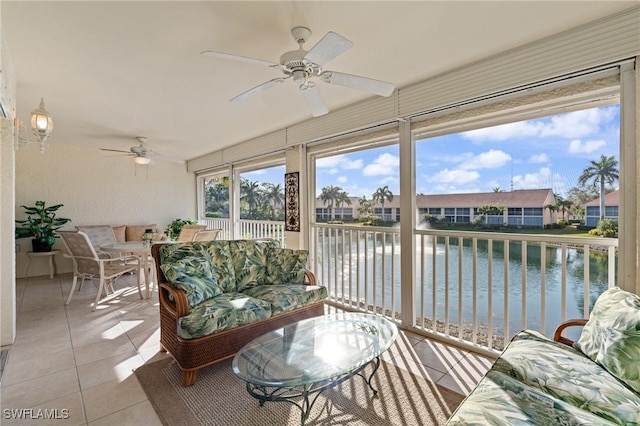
(229, 240), (280, 292)
(447, 289), (640, 426)
(264, 249), (308, 285)
(241, 284), (327, 315)
(447, 370), (621, 425)
(177, 292), (272, 339)
(159, 239), (325, 340)
(492, 330), (640, 424)
(159, 242), (236, 308)
(574, 287), (640, 394)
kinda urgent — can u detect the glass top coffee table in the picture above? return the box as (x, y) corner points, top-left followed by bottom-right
(232, 312), (398, 424)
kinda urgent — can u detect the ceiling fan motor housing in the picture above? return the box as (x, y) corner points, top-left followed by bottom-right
(280, 50), (321, 83)
(291, 26), (311, 45)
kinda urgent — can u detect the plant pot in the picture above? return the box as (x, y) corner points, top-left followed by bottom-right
(31, 239), (53, 253)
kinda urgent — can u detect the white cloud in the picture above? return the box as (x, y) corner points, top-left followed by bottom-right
(425, 183), (481, 194)
(426, 169), (480, 185)
(327, 168), (338, 175)
(462, 121), (540, 142)
(337, 176), (348, 183)
(363, 153), (399, 176)
(317, 154), (363, 170)
(459, 149), (511, 170)
(512, 167), (552, 189)
(462, 106), (616, 142)
(541, 108), (612, 139)
(529, 153), (549, 163)
(568, 139), (606, 154)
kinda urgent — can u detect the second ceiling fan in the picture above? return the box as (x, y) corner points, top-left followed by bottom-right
(201, 26), (395, 117)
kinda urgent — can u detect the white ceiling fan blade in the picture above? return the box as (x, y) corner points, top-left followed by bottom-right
(320, 71), (395, 97)
(200, 50), (280, 68)
(304, 32), (354, 66)
(100, 148), (131, 154)
(300, 84), (328, 117)
(230, 77), (289, 102)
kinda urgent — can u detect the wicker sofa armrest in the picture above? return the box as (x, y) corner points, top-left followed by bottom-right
(305, 270), (317, 285)
(553, 319), (588, 346)
(159, 282), (190, 318)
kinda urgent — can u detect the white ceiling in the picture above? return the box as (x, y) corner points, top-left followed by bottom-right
(3, 1), (635, 163)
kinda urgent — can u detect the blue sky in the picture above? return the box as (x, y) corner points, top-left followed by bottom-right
(244, 104), (620, 199)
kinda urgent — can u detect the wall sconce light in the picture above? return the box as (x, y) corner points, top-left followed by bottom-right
(14, 98), (54, 153)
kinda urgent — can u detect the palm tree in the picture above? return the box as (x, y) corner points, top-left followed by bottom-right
(357, 195), (373, 216)
(577, 155), (619, 220)
(263, 183), (284, 220)
(335, 190), (352, 220)
(545, 203), (558, 223)
(555, 195), (573, 221)
(372, 185), (394, 221)
(319, 185), (342, 221)
(240, 179), (262, 219)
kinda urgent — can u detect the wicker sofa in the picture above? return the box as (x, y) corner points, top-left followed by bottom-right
(151, 239), (327, 386)
(446, 287), (640, 425)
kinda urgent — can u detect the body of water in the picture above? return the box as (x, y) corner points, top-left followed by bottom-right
(315, 232), (613, 339)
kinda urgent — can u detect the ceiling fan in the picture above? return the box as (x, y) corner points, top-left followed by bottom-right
(100, 136), (158, 165)
(201, 26), (396, 117)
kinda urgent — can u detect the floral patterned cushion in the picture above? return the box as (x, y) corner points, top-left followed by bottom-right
(177, 292), (272, 339)
(493, 330), (640, 424)
(229, 240), (280, 292)
(241, 284), (327, 315)
(264, 248), (308, 285)
(160, 241), (237, 306)
(574, 287), (640, 394)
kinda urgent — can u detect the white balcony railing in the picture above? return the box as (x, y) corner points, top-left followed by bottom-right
(310, 223), (618, 353)
(199, 218), (286, 246)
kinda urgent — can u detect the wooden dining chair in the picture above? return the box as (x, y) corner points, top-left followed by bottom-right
(59, 231), (142, 311)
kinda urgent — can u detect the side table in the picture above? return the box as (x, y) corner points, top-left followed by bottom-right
(25, 250), (61, 280)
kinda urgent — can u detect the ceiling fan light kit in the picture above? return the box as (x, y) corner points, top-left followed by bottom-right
(133, 155), (151, 165)
(202, 26), (395, 117)
(100, 136), (154, 165)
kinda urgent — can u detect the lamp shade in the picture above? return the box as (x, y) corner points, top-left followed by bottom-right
(30, 98), (53, 141)
(133, 155), (151, 165)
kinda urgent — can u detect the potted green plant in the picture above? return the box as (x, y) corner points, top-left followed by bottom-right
(15, 201), (71, 252)
(164, 218), (198, 240)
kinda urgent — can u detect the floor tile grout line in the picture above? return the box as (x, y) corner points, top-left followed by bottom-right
(64, 280), (90, 426)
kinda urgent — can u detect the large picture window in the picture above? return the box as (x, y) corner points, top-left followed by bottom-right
(415, 103), (620, 230)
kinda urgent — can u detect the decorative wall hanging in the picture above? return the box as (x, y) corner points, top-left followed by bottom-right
(284, 172), (300, 232)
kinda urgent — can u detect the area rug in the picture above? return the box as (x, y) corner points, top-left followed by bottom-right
(135, 353), (464, 426)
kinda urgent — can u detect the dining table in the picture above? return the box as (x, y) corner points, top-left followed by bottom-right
(100, 241), (160, 299)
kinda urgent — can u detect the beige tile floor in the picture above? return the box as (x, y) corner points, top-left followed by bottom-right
(1, 273), (493, 425)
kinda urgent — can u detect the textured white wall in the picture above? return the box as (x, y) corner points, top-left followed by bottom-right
(15, 143), (195, 277)
(1, 4), (18, 345)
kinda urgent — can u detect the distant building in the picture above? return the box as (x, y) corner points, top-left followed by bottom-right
(584, 190), (619, 227)
(316, 188), (557, 227)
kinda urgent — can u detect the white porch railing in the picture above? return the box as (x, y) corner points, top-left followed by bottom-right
(199, 218), (286, 246)
(310, 223), (618, 353)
